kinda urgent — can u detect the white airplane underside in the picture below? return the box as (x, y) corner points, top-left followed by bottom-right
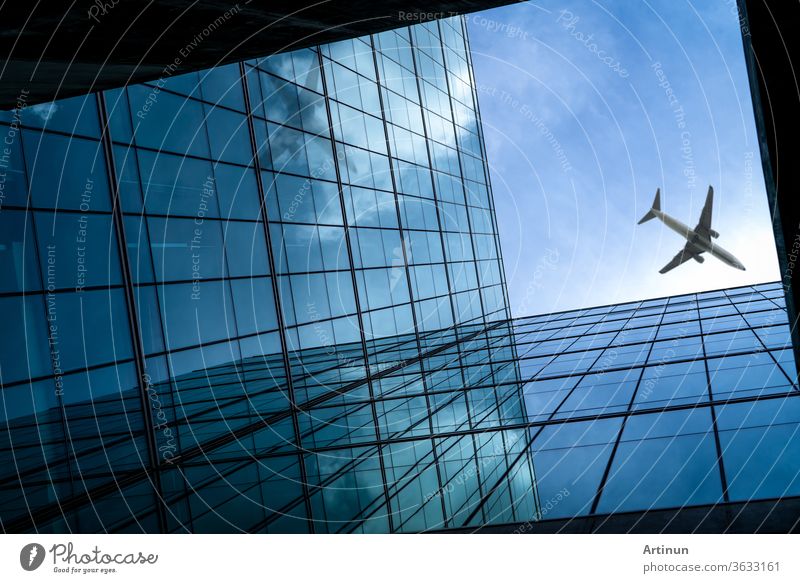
(638, 186), (746, 274)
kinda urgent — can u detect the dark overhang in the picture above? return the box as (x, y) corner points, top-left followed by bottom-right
(739, 0), (800, 379)
(0, 0), (519, 109)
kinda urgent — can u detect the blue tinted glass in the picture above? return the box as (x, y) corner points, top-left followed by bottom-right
(158, 281), (236, 350)
(0, 378), (61, 424)
(530, 419), (622, 519)
(708, 352), (792, 399)
(755, 325), (792, 350)
(555, 369), (639, 418)
(223, 221), (269, 277)
(703, 329), (760, 355)
(230, 277), (278, 335)
(305, 447), (388, 533)
(20, 94), (101, 136)
(123, 215), (155, 284)
(24, 131), (111, 211)
(633, 360), (708, 409)
(0, 295), (52, 383)
(716, 398), (800, 501)
(214, 164), (261, 220)
(35, 212), (122, 289)
(0, 210), (41, 293)
(200, 64), (245, 111)
(133, 285), (164, 354)
(648, 336), (703, 362)
(127, 86), (210, 157)
(268, 123), (309, 175)
(148, 217), (225, 282)
(137, 149), (215, 216)
(204, 105), (252, 165)
(51, 289), (134, 370)
(597, 408), (723, 513)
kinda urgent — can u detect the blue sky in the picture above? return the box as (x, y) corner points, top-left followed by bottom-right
(466, 0), (779, 316)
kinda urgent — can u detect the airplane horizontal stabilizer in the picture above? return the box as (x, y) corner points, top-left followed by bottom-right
(638, 210), (656, 224)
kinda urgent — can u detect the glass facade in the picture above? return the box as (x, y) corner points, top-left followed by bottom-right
(0, 16), (517, 533)
(516, 281), (799, 522)
(1, 14), (799, 534)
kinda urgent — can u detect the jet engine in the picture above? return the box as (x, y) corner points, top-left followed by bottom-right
(693, 255), (705, 263)
(709, 229), (719, 238)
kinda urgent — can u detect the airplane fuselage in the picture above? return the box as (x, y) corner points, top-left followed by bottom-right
(652, 209), (745, 271)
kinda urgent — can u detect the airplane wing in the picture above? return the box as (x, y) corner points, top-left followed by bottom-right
(694, 185), (713, 238)
(659, 244), (697, 274)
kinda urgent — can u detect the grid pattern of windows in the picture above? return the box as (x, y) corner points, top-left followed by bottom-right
(513, 281), (800, 520)
(0, 16), (514, 533)
(2, 272), (798, 531)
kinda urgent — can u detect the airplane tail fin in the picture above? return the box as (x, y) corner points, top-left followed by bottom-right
(638, 188), (661, 224)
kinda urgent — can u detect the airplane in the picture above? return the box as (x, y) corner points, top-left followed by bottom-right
(638, 185), (746, 274)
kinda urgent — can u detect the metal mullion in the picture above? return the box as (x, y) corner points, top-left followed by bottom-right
(108, 140), (249, 170)
(695, 295), (732, 514)
(125, 211), (261, 224)
(469, 425), (533, 524)
(406, 29), (462, 341)
(704, 292), (762, 505)
(0, 356), (139, 391)
(521, 281), (767, 324)
(0, 122), (102, 144)
(238, 61), (315, 533)
(315, 47), (395, 532)
(101, 115), (162, 330)
(138, 82), (244, 115)
(435, 493), (800, 533)
(6, 204), (117, 217)
(125, 88), (230, 526)
(0, 282), (124, 299)
(121, 272), (268, 289)
(482, 312), (588, 516)
(116, 450), (279, 534)
(0, 430), (135, 488)
(256, 258), (467, 278)
(515, 304), (648, 524)
(96, 92), (168, 532)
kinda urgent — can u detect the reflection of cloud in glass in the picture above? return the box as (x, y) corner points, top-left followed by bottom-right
(28, 102), (59, 122)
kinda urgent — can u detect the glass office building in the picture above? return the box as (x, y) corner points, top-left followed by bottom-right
(0, 16), (520, 533)
(510, 281), (800, 527)
(2, 14), (799, 533)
